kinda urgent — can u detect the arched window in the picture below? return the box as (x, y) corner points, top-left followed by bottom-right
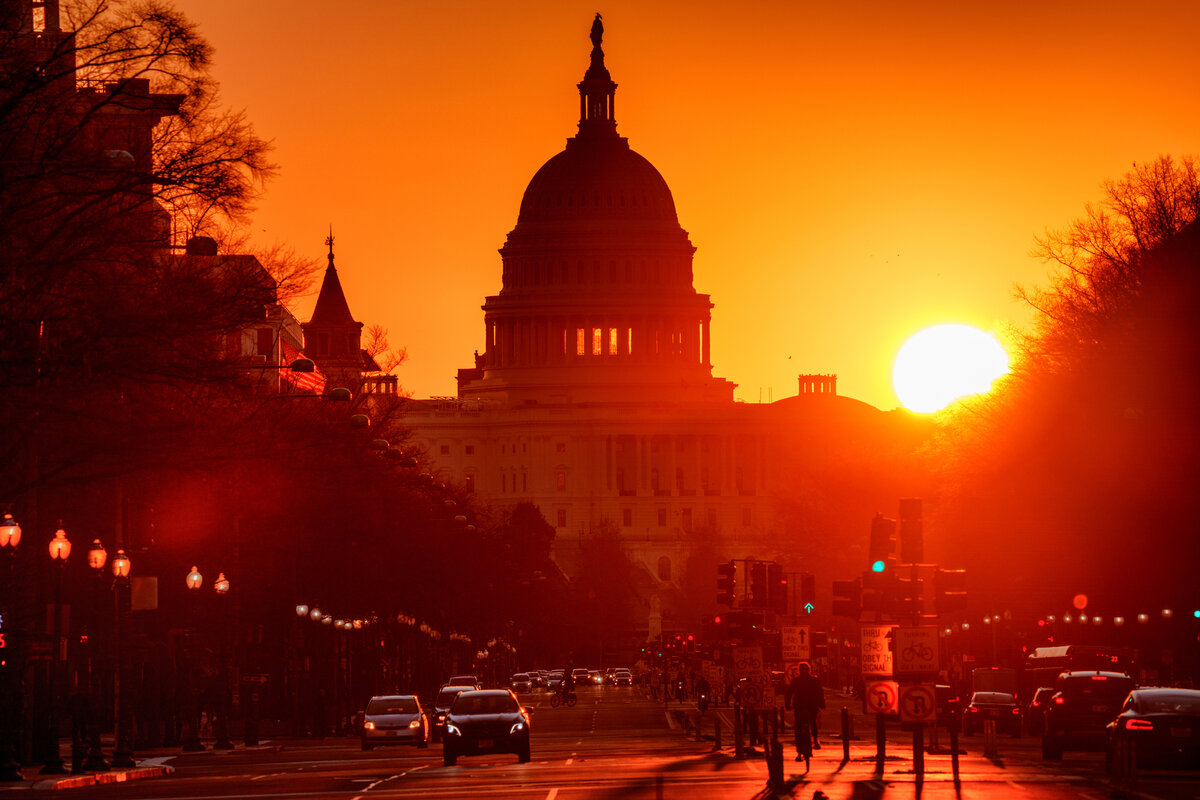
(657, 556), (671, 582)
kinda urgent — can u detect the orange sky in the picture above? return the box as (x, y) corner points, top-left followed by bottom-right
(174, 0), (1200, 410)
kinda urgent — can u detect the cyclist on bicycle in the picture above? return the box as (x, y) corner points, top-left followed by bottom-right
(784, 661), (825, 767)
(559, 666), (576, 702)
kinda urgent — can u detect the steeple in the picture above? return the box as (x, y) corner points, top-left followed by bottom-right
(302, 229), (365, 387)
(577, 13), (618, 139)
(308, 229), (357, 326)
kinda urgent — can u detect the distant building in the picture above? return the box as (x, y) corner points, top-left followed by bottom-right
(395, 21), (911, 627)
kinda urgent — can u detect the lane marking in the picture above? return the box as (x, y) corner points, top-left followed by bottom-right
(565, 758), (573, 765)
(363, 773), (402, 792)
(546, 789), (558, 800)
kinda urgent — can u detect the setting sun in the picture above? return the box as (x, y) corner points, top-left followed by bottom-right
(893, 324), (1010, 413)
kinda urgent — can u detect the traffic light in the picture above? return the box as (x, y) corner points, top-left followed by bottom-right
(702, 613), (728, 641)
(767, 563), (787, 613)
(812, 630), (828, 658)
(832, 578), (861, 618)
(749, 561), (768, 607)
(899, 498), (923, 563)
(800, 573), (816, 612)
(935, 568), (967, 614)
(716, 561), (736, 606)
(869, 514), (897, 573)
(861, 571), (889, 616)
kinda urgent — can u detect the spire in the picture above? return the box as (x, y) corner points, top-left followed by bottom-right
(577, 12), (618, 139)
(309, 228), (357, 326)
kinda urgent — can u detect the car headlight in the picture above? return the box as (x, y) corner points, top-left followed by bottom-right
(445, 724), (461, 737)
(363, 721), (375, 730)
(510, 721), (526, 735)
(409, 719), (421, 729)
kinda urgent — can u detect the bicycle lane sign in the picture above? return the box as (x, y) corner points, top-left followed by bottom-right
(893, 627), (939, 679)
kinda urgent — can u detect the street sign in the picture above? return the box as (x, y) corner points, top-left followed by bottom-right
(782, 626), (810, 661)
(866, 680), (899, 714)
(899, 683), (936, 723)
(732, 646), (763, 681)
(861, 625), (895, 676)
(893, 627), (939, 678)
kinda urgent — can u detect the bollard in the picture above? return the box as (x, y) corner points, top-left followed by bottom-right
(766, 733), (784, 790)
(875, 711), (886, 777)
(983, 719), (998, 759)
(913, 724), (924, 778)
(841, 706), (851, 762)
(949, 718), (960, 780)
(734, 702), (744, 759)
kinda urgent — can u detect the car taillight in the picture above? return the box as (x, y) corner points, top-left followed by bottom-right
(1053, 697), (1065, 705)
(968, 707), (978, 713)
(1012, 708), (1021, 715)
(1125, 719), (1153, 731)
(1091, 676), (1107, 681)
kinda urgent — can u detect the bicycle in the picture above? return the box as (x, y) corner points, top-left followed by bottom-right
(549, 690), (577, 708)
(902, 643), (934, 662)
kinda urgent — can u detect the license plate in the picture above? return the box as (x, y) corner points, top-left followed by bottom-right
(386, 730), (397, 737)
(1170, 728), (1190, 737)
(1092, 705), (1108, 713)
(477, 738), (494, 748)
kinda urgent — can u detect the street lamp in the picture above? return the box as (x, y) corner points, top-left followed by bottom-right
(211, 573), (233, 750)
(182, 566), (205, 752)
(81, 542), (108, 772)
(0, 513), (20, 548)
(110, 550), (134, 767)
(0, 514), (23, 782)
(40, 523), (70, 775)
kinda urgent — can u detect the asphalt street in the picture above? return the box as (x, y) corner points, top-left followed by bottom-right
(5, 685), (1198, 799)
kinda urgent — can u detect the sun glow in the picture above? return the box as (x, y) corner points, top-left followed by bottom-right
(892, 324), (1010, 413)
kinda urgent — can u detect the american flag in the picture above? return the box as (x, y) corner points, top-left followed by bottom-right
(280, 340), (327, 394)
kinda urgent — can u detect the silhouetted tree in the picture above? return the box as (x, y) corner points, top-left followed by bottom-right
(935, 155), (1200, 612)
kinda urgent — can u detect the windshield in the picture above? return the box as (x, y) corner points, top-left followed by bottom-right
(972, 692), (1015, 704)
(452, 693), (519, 715)
(1062, 676), (1134, 701)
(1140, 692), (1200, 714)
(366, 697), (417, 715)
(512, 673), (529, 680)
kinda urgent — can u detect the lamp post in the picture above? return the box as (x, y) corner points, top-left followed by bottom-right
(181, 567), (204, 752)
(212, 573), (233, 750)
(39, 524), (70, 775)
(81, 541), (108, 772)
(0, 513), (23, 782)
(110, 549), (134, 768)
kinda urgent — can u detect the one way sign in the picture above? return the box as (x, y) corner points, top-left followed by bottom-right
(782, 626), (811, 661)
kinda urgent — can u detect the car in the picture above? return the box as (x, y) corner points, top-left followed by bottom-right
(963, 691), (1022, 736)
(449, 674), (482, 689)
(361, 695), (429, 750)
(1025, 687), (1056, 735)
(588, 670), (603, 685)
(510, 672), (533, 692)
(1042, 670), (1136, 760)
(442, 689), (532, 766)
(529, 672), (546, 688)
(431, 684), (475, 742)
(613, 669), (633, 687)
(1107, 687), (1200, 773)
(570, 668), (590, 687)
(546, 671), (564, 690)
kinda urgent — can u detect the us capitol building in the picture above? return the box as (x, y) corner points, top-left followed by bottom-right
(394, 18), (913, 600)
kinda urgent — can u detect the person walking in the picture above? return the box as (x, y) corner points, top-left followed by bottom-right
(784, 661), (825, 766)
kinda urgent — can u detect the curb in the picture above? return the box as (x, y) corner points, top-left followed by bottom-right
(32, 765), (174, 790)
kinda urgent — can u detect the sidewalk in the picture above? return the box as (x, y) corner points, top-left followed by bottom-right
(5, 737), (290, 791)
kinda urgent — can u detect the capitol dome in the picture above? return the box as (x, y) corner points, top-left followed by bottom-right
(515, 138), (679, 226)
(458, 16), (735, 405)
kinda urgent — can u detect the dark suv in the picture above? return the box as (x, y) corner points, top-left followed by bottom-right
(1042, 671), (1135, 759)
